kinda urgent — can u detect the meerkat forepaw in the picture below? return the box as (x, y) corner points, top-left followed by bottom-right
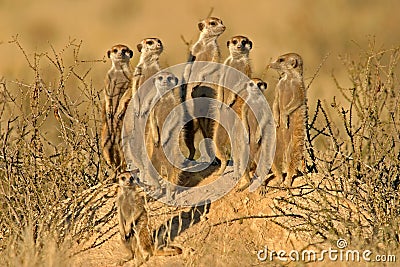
(140, 110), (148, 118)
(134, 109), (140, 117)
(255, 129), (262, 144)
(285, 115), (290, 128)
(227, 97), (236, 108)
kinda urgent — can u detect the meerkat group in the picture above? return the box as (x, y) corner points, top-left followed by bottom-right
(102, 16), (307, 264)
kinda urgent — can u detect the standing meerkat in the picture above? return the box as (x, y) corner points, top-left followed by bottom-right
(182, 17), (225, 161)
(269, 53), (306, 187)
(101, 44), (133, 169)
(148, 72), (183, 202)
(214, 35), (253, 176)
(117, 171), (182, 265)
(117, 38), (163, 120)
(235, 78), (270, 191)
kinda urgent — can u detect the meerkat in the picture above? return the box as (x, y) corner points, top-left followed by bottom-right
(234, 78), (271, 191)
(182, 17), (226, 161)
(213, 35), (253, 175)
(117, 38), (163, 120)
(117, 171), (182, 265)
(147, 72), (183, 202)
(101, 44), (133, 169)
(269, 53), (306, 187)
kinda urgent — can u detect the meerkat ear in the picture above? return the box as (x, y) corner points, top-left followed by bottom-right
(198, 22), (205, 31)
(128, 49), (134, 58)
(137, 43), (143, 52)
(262, 82), (268, 90)
(227, 40), (230, 47)
(248, 40), (253, 50)
(107, 50), (111, 58)
(290, 57), (298, 69)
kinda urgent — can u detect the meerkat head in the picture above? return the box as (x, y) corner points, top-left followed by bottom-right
(227, 35), (253, 57)
(118, 169), (139, 188)
(198, 17), (226, 38)
(107, 44), (133, 63)
(246, 78), (268, 95)
(269, 53), (303, 76)
(137, 38), (163, 55)
(154, 72), (179, 94)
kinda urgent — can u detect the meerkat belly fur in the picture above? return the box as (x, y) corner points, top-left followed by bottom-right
(117, 171), (182, 265)
(101, 44), (133, 169)
(269, 53), (306, 187)
(214, 35), (253, 175)
(117, 38), (164, 120)
(182, 17), (225, 161)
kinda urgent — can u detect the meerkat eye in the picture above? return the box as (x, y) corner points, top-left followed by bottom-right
(232, 40), (238, 45)
(167, 76), (175, 83)
(210, 21), (216, 26)
(113, 49), (118, 53)
(146, 40), (154, 45)
(158, 76), (163, 81)
(129, 176), (134, 183)
(249, 82), (254, 87)
(257, 82), (263, 88)
(121, 49), (127, 54)
(241, 40), (247, 46)
(278, 58), (284, 63)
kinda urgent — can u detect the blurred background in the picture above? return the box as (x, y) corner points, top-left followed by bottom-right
(1, 0), (399, 101)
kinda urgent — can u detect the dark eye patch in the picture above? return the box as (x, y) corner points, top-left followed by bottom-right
(241, 40), (247, 46)
(146, 40), (154, 45)
(249, 82), (254, 87)
(113, 49), (118, 53)
(210, 21), (216, 26)
(232, 40), (238, 45)
(278, 58), (284, 63)
(158, 76), (163, 81)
